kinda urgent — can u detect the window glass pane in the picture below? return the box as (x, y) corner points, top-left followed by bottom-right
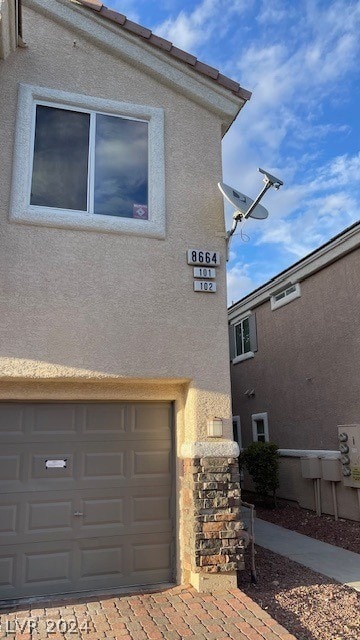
(235, 323), (243, 356)
(275, 291), (285, 301)
(256, 419), (265, 435)
(242, 318), (251, 353)
(257, 434), (266, 443)
(94, 115), (148, 218)
(31, 106), (89, 210)
(286, 285), (296, 296)
(235, 318), (251, 356)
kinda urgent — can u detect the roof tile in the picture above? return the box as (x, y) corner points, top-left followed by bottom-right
(75, 0), (251, 101)
(170, 46), (197, 66)
(122, 19), (151, 39)
(99, 7), (126, 25)
(78, 0), (102, 11)
(217, 73), (240, 93)
(148, 33), (172, 52)
(194, 60), (219, 80)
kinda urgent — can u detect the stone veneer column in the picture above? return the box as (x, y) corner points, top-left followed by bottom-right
(181, 442), (247, 592)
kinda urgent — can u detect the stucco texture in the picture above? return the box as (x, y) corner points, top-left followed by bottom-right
(232, 247), (360, 451)
(0, 1), (238, 443)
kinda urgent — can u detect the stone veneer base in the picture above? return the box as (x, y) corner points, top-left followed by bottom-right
(182, 456), (247, 592)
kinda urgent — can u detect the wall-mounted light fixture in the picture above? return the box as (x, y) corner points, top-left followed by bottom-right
(207, 417), (223, 437)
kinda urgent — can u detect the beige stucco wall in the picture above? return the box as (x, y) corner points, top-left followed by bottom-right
(0, 2), (238, 445)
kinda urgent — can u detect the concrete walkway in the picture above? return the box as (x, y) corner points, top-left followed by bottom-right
(242, 509), (360, 591)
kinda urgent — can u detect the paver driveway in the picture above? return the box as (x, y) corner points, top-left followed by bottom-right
(0, 585), (296, 640)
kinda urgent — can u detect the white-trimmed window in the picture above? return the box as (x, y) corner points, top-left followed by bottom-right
(229, 313), (257, 364)
(251, 412), (269, 443)
(271, 283), (301, 310)
(10, 84), (165, 238)
(232, 415), (242, 449)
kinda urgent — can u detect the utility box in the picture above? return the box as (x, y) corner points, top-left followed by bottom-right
(338, 424), (360, 488)
(321, 457), (341, 482)
(300, 456), (321, 479)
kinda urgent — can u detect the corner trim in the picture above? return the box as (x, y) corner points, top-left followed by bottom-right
(180, 440), (239, 459)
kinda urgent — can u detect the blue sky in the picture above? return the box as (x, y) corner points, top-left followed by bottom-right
(106, 0), (360, 304)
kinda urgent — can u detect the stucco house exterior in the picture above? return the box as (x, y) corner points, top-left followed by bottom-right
(0, 0), (252, 600)
(229, 221), (360, 522)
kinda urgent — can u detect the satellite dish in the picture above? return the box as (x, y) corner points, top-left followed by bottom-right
(218, 167), (283, 261)
(218, 182), (268, 220)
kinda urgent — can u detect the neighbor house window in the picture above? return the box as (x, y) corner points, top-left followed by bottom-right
(229, 313), (257, 364)
(271, 283), (301, 310)
(10, 85), (165, 237)
(232, 415), (242, 449)
(251, 412), (269, 442)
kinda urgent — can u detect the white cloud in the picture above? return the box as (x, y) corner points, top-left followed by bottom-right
(154, 0), (249, 51)
(227, 261), (257, 305)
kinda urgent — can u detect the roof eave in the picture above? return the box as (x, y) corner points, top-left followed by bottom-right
(228, 221), (360, 320)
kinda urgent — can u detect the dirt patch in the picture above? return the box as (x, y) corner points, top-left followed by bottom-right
(238, 495), (360, 639)
(238, 545), (360, 640)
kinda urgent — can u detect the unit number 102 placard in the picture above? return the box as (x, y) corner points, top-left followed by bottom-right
(194, 281), (217, 293)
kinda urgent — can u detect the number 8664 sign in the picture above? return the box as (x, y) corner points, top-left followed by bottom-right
(187, 250), (220, 267)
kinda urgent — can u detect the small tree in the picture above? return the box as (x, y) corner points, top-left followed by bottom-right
(240, 442), (279, 506)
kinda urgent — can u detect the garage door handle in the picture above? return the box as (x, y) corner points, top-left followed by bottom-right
(74, 511), (84, 517)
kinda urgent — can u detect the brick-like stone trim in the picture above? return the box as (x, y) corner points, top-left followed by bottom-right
(182, 457), (247, 575)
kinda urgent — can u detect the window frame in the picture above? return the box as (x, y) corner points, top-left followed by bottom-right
(229, 312), (257, 364)
(232, 415), (242, 449)
(10, 84), (165, 238)
(271, 282), (301, 310)
(251, 412), (269, 443)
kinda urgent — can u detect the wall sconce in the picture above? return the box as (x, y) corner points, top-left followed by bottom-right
(207, 417), (223, 437)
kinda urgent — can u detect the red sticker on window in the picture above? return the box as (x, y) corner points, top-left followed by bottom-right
(133, 204), (148, 219)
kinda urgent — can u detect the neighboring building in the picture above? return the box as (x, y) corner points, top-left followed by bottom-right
(229, 221), (360, 522)
(0, 0), (252, 600)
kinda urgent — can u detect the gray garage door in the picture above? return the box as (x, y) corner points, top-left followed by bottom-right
(0, 402), (174, 600)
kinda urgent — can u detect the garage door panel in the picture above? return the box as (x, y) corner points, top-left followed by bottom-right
(0, 453), (21, 483)
(83, 451), (124, 479)
(133, 540), (172, 572)
(25, 550), (71, 585)
(80, 544), (123, 579)
(0, 402), (174, 599)
(29, 404), (79, 435)
(27, 500), (73, 534)
(83, 403), (127, 434)
(132, 449), (171, 477)
(132, 495), (171, 523)
(0, 404), (23, 435)
(80, 497), (124, 531)
(131, 404), (172, 438)
(0, 504), (17, 535)
(0, 555), (15, 588)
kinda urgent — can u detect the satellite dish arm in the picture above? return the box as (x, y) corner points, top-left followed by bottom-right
(235, 179), (272, 222)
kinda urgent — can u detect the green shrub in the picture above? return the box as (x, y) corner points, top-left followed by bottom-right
(240, 442), (279, 506)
